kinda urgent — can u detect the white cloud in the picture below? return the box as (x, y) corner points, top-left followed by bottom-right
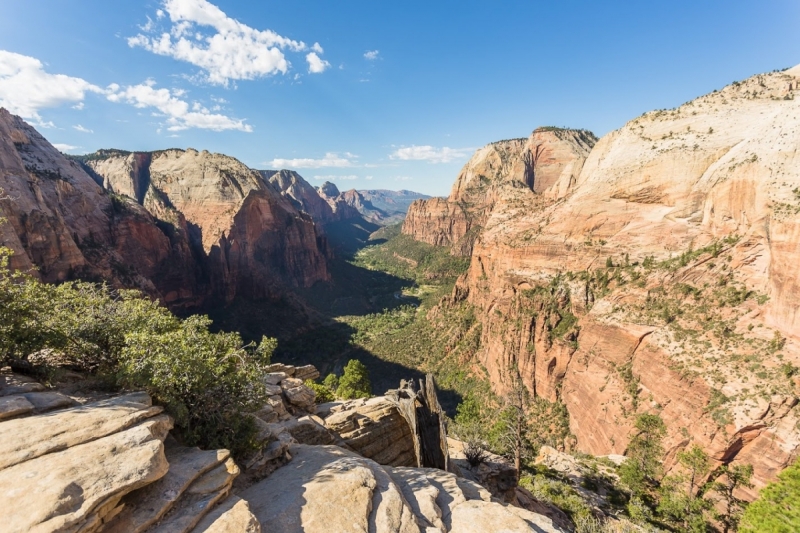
(364, 50), (379, 60)
(73, 124), (93, 133)
(313, 175), (358, 181)
(107, 79), (252, 132)
(390, 145), (471, 164)
(0, 50), (103, 123)
(129, 0), (328, 85)
(268, 152), (356, 169)
(365, 175), (373, 180)
(306, 52), (330, 74)
(52, 143), (80, 152)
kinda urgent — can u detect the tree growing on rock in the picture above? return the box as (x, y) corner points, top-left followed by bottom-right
(707, 463), (753, 533)
(488, 373), (534, 478)
(337, 359), (372, 399)
(657, 444), (713, 532)
(740, 458), (799, 532)
(619, 413), (667, 510)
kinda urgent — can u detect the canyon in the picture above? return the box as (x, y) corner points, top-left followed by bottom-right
(403, 65), (800, 496)
(2, 62), (800, 529)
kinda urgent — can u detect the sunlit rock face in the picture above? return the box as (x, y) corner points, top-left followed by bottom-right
(409, 66), (800, 497)
(403, 128), (596, 255)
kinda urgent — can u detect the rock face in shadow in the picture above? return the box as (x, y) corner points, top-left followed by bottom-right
(0, 109), (331, 310)
(403, 66), (800, 497)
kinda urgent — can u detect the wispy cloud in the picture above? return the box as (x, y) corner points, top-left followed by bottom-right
(0, 50), (103, 125)
(390, 145), (472, 164)
(313, 174), (358, 181)
(73, 124), (93, 133)
(128, 0), (329, 85)
(52, 143), (80, 152)
(268, 152), (357, 169)
(364, 50), (379, 60)
(107, 79), (252, 132)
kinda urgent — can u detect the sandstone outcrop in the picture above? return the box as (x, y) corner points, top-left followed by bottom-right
(403, 128), (595, 256)
(86, 148), (330, 304)
(0, 385), (174, 533)
(0, 368), (562, 532)
(0, 111), (331, 310)
(315, 180), (363, 221)
(241, 443), (565, 533)
(0, 111), (206, 308)
(323, 396), (418, 466)
(407, 65), (800, 496)
(262, 169), (340, 224)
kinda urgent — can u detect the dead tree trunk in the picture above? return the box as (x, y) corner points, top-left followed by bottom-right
(389, 374), (449, 470)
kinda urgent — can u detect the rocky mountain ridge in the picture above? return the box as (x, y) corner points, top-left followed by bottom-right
(403, 65), (800, 496)
(402, 127), (596, 256)
(265, 170), (430, 227)
(0, 110), (331, 313)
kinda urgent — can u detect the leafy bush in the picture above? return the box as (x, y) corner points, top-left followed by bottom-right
(0, 247), (274, 456)
(337, 359), (372, 399)
(305, 379), (336, 403)
(740, 457), (800, 532)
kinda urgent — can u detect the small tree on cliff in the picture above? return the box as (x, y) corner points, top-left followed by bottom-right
(337, 359), (371, 399)
(619, 413), (667, 505)
(707, 463), (754, 533)
(657, 444), (713, 532)
(740, 457), (800, 532)
(488, 372), (533, 477)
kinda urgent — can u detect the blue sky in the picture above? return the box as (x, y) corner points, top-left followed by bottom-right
(1, 1), (798, 196)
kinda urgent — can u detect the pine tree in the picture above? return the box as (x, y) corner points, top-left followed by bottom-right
(336, 359), (372, 399)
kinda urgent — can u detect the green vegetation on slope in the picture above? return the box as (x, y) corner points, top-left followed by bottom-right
(0, 246), (274, 457)
(740, 457), (800, 533)
(353, 223), (471, 284)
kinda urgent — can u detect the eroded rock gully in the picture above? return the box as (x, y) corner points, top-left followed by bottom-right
(0, 368), (564, 533)
(405, 66), (800, 497)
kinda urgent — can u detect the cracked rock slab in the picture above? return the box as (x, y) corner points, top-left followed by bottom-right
(0, 415), (173, 533)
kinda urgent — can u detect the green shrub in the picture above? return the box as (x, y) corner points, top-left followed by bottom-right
(0, 247), (274, 457)
(337, 359), (372, 399)
(118, 315), (269, 456)
(740, 458), (800, 532)
(305, 379), (336, 403)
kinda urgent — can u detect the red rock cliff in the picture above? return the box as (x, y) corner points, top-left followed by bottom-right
(0, 110), (330, 310)
(402, 129), (596, 255)
(423, 66), (800, 497)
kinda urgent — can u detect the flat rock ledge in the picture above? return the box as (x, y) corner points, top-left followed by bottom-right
(0, 370), (565, 532)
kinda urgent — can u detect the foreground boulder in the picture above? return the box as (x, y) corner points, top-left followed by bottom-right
(0, 390), (173, 533)
(323, 396), (418, 466)
(241, 444), (566, 533)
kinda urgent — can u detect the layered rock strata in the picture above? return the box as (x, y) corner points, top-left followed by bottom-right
(240, 443), (564, 533)
(402, 128), (596, 254)
(0, 367), (562, 532)
(86, 149), (330, 304)
(409, 65), (800, 496)
(0, 110), (331, 311)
